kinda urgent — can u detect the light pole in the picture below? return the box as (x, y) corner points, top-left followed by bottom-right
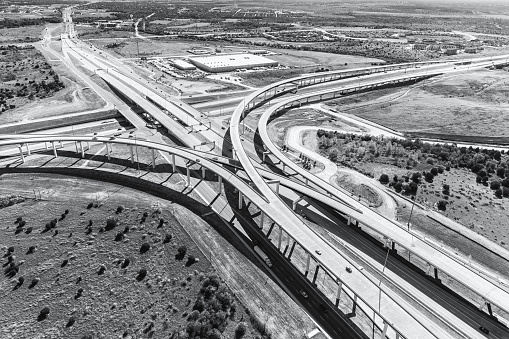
(407, 186), (418, 231)
(378, 246), (390, 313)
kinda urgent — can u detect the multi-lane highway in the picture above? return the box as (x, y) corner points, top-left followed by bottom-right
(5, 9), (509, 338)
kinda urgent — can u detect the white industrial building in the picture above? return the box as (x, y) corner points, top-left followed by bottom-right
(169, 59), (196, 70)
(188, 53), (278, 73)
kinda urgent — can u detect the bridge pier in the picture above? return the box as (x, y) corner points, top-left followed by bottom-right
(238, 191), (243, 209)
(283, 234), (291, 256)
(266, 222), (275, 238)
(80, 142), (85, 158)
(335, 281), (343, 306)
(312, 265), (320, 285)
(74, 141), (79, 154)
(262, 151), (270, 163)
(105, 143), (111, 160)
(292, 195), (304, 211)
(171, 154), (176, 172)
(129, 145), (134, 163)
(52, 141), (57, 158)
(151, 148), (156, 169)
(201, 166), (206, 179)
(26, 143), (31, 155)
(218, 176), (223, 195)
(267, 179), (280, 196)
(259, 211), (265, 229)
(186, 163), (191, 187)
(352, 294), (358, 315)
(278, 227), (283, 250)
(287, 241), (296, 261)
(305, 253), (311, 277)
(382, 322), (389, 338)
(18, 145), (25, 163)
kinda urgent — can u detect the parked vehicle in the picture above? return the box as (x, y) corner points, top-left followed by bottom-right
(253, 246), (272, 267)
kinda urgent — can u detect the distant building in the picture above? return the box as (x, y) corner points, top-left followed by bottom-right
(464, 47), (478, 54)
(189, 53), (278, 73)
(444, 48), (457, 55)
(169, 59), (196, 70)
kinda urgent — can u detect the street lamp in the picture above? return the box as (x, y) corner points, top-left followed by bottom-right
(378, 245), (390, 313)
(407, 186), (418, 231)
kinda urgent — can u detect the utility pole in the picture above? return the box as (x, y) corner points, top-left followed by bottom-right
(136, 39), (140, 58)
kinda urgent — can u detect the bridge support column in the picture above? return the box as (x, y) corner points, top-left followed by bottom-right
(283, 235), (291, 256)
(434, 267), (439, 280)
(347, 216), (352, 226)
(87, 141), (90, 150)
(487, 302), (494, 317)
(292, 196), (304, 211)
(352, 294), (358, 315)
(129, 145), (134, 163)
(335, 281), (343, 306)
(262, 151), (270, 163)
(201, 166), (206, 179)
(45, 142), (49, 150)
(382, 322), (389, 338)
(259, 211), (264, 229)
(304, 253), (311, 277)
(74, 141), (79, 154)
(105, 143), (111, 160)
(278, 227), (283, 250)
(218, 176), (223, 194)
(26, 143), (31, 155)
(267, 180), (280, 196)
(288, 241), (296, 261)
(171, 154), (176, 172)
(238, 191), (243, 209)
(80, 142), (85, 158)
(186, 165), (191, 187)
(151, 148), (156, 169)
(312, 265), (320, 285)
(52, 142), (57, 158)
(18, 145), (25, 163)
(59, 141), (63, 148)
(267, 222), (275, 238)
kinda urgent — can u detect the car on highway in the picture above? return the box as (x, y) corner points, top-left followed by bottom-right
(315, 250), (322, 255)
(319, 304), (328, 313)
(299, 290), (308, 299)
(109, 136), (116, 140)
(346, 266), (352, 273)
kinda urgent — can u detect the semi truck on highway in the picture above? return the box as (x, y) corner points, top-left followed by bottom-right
(254, 246), (272, 267)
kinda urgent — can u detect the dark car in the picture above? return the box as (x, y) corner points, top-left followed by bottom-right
(319, 304), (328, 313)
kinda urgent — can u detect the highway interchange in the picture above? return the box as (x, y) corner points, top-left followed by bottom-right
(3, 8), (509, 339)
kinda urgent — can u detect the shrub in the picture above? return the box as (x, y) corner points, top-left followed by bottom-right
(116, 206), (124, 214)
(64, 209), (69, 214)
(235, 322), (247, 339)
(137, 268), (147, 281)
(25, 226), (33, 234)
(16, 216), (23, 223)
(18, 220), (26, 227)
(88, 220), (93, 226)
(87, 203), (93, 209)
(491, 181), (501, 190)
(143, 211), (149, 218)
(97, 265), (106, 275)
(178, 246), (187, 256)
(140, 243), (150, 254)
(61, 259), (68, 267)
(40, 307), (50, 316)
(379, 174), (389, 184)
(105, 217), (117, 231)
(50, 219), (57, 228)
(437, 200), (447, 211)
(121, 258), (130, 268)
(66, 317), (76, 327)
(163, 234), (172, 244)
(115, 232), (124, 241)
(8, 246), (14, 253)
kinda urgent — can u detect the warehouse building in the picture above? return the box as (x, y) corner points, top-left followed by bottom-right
(169, 59), (196, 70)
(188, 53), (278, 73)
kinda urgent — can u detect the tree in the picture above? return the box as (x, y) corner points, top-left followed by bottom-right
(495, 188), (503, 198)
(178, 245), (187, 256)
(235, 322), (247, 339)
(394, 181), (402, 193)
(411, 172), (421, 183)
(379, 174), (389, 184)
(437, 200), (447, 211)
(430, 167), (438, 176)
(425, 172), (434, 182)
(491, 181), (501, 190)
(497, 167), (505, 178)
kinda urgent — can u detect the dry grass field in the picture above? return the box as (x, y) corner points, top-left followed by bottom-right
(329, 68), (509, 138)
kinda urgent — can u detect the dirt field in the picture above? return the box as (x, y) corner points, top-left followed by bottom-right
(0, 174), (268, 339)
(0, 25), (45, 43)
(330, 68), (509, 137)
